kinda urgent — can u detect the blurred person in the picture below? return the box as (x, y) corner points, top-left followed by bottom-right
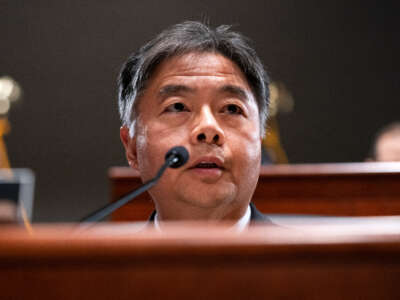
(368, 122), (400, 162)
(118, 21), (273, 228)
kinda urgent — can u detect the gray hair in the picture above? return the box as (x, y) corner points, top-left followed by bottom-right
(118, 21), (270, 136)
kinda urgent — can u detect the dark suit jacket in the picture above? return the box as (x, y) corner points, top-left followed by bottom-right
(249, 202), (274, 224)
(148, 202), (274, 225)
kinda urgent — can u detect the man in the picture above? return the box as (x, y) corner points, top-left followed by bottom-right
(118, 21), (271, 227)
(368, 122), (400, 162)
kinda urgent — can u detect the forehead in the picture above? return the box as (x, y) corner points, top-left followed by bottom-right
(145, 52), (252, 90)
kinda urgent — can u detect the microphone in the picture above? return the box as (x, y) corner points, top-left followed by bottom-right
(165, 146), (189, 168)
(80, 146), (189, 224)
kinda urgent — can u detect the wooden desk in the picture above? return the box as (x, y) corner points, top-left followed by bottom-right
(109, 162), (400, 221)
(0, 222), (399, 300)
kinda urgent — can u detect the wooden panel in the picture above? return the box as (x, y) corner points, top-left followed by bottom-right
(109, 162), (400, 221)
(0, 223), (400, 300)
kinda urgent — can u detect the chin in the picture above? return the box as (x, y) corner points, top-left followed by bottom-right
(178, 184), (237, 209)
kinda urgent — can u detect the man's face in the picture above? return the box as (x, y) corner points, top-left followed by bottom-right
(121, 52), (262, 219)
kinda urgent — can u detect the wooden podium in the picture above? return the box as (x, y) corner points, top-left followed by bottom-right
(0, 222), (399, 299)
(109, 162), (400, 221)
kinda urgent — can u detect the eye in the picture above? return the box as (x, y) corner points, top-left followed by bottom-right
(223, 104), (243, 115)
(164, 102), (188, 113)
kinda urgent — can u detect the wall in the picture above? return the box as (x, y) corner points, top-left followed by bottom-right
(1, 0), (399, 221)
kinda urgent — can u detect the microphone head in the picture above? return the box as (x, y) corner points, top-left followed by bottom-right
(165, 146), (189, 168)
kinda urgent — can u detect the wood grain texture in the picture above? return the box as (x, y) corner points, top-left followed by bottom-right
(108, 162), (400, 221)
(0, 224), (399, 300)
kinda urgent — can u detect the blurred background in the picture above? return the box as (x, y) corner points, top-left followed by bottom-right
(1, 0), (399, 221)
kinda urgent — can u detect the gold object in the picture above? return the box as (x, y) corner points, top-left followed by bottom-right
(263, 82), (294, 164)
(0, 77), (31, 233)
(0, 76), (22, 168)
(0, 118), (11, 169)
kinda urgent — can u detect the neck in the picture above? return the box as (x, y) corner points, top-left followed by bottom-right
(155, 200), (249, 222)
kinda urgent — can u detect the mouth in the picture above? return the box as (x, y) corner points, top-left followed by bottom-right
(189, 157), (225, 170)
(187, 157), (225, 181)
(192, 162), (222, 169)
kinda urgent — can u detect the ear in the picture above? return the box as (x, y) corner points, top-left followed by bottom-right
(120, 126), (138, 169)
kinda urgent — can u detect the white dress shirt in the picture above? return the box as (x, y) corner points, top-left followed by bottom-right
(154, 204), (251, 232)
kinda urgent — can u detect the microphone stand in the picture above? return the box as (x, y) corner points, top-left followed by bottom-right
(80, 154), (179, 223)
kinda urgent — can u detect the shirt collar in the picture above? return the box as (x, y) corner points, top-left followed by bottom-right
(154, 205), (251, 232)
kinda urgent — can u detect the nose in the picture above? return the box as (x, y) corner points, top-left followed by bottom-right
(190, 107), (225, 146)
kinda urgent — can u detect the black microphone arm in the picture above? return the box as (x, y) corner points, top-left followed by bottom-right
(80, 146), (189, 223)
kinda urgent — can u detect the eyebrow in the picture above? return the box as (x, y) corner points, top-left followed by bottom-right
(219, 85), (250, 102)
(157, 84), (250, 102)
(158, 85), (195, 100)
